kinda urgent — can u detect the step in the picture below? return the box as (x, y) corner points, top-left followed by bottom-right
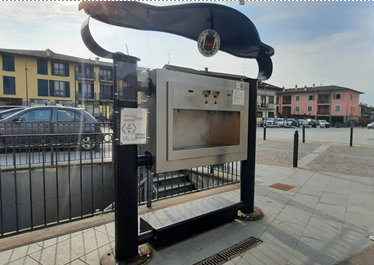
(153, 173), (189, 187)
(154, 181), (194, 198)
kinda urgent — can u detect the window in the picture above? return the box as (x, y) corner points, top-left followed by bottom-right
(100, 85), (113, 100)
(2, 55), (15, 71)
(333, 94), (341, 99)
(49, 80), (70, 97)
(268, 112), (274, 118)
(37, 59), (48, 75)
(295, 106), (300, 112)
(99, 69), (112, 81)
(296, 95), (300, 101)
(78, 66), (94, 79)
(57, 109), (85, 122)
(37, 79), (49, 96)
(19, 109), (52, 122)
(268, 96), (274, 104)
(257, 112), (263, 118)
(307, 106), (312, 112)
(52, 62), (69, 76)
(3, 76), (15, 95)
(351, 106), (355, 112)
(79, 83), (94, 99)
(308, 95), (315, 101)
(335, 105), (341, 111)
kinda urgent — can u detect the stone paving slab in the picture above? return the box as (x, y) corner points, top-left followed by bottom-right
(2, 161), (374, 264)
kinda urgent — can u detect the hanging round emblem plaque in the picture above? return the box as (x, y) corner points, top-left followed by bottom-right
(197, 29), (221, 57)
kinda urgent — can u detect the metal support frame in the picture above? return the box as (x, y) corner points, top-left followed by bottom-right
(240, 79), (258, 214)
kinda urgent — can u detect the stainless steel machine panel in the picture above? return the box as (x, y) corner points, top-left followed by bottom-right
(140, 69), (249, 173)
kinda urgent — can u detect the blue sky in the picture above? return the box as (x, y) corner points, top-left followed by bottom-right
(1, 1), (373, 105)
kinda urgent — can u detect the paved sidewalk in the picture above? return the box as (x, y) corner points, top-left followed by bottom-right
(1, 164), (374, 265)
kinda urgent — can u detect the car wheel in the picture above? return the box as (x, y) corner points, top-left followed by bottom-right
(81, 136), (96, 151)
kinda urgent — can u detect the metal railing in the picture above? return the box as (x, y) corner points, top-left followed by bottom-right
(99, 93), (114, 101)
(78, 92), (96, 100)
(76, 71), (95, 81)
(0, 122), (240, 237)
(99, 74), (113, 83)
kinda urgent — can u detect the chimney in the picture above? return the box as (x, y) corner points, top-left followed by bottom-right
(295, 85), (297, 90)
(46, 49), (51, 57)
(304, 85), (307, 91)
(205, 67), (208, 73)
(95, 57), (100, 63)
(313, 84), (315, 87)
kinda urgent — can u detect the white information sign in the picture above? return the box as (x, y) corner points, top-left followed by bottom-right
(232, 89), (245, 106)
(120, 108), (148, 145)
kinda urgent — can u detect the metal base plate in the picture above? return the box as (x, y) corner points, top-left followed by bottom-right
(100, 245), (152, 265)
(237, 207), (264, 221)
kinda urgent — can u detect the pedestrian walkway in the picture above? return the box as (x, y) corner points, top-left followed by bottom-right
(1, 164), (374, 264)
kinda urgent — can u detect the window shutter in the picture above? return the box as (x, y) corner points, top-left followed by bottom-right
(65, 82), (70, 97)
(51, 62), (54, 75)
(49, 80), (54, 96)
(64, 63), (69, 76)
(10, 56), (15, 71)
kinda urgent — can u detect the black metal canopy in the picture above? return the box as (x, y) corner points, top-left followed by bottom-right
(79, 1), (274, 80)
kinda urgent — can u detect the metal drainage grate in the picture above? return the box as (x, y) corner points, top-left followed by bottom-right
(269, 183), (294, 191)
(193, 237), (262, 265)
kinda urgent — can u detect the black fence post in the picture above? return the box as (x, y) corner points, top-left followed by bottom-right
(350, 126), (353, 147)
(302, 125), (305, 143)
(263, 125), (266, 141)
(240, 79), (258, 214)
(293, 130), (299, 167)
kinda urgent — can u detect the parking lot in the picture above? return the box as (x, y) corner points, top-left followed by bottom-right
(256, 126), (374, 147)
(255, 126), (374, 178)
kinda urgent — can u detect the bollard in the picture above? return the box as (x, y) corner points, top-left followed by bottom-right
(302, 125), (305, 143)
(293, 130), (299, 167)
(350, 126), (353, 147)
(263, 125), (266, 140)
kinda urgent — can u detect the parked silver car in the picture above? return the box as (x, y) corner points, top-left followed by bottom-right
(0, 107), (26, 119)
(318, 120), (330, 128)
(285, 118), (298, 126)
(260, 118), (274, 127)
(367, 122), (374, 129)
(273, 118), (284, 126)
(0, 106), (100, 151)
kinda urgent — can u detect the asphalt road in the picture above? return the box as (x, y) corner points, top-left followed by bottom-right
(256, 126), (374, 147)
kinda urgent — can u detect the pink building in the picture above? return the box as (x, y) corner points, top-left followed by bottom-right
(277, 85), (363, 125)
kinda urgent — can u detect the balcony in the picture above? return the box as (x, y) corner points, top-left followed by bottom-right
(282, 101), (292, 105)
(317, 99), (330, 104)
(317, 112), (330, 115)
(259, 103), (268, 108)
(99, 93), (114, 101)
(76, 71), (95, 81)
(77, 92), (96, 101)
(99, 74), (113, 83)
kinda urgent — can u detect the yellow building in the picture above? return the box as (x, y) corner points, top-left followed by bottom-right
(0, 48), (116, 119)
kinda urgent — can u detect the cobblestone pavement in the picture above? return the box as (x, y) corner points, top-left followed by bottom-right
(256, 139), (374, 177)
(256, 140), (322, 167)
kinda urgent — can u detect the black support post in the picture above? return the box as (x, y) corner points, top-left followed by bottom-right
(293, 130), (299, 167)
(112, 53), (140, 262)
(302, 125), (305, 143)
(263, 125), (266, 140)
(240, 79), (258, 214)
(350, 126), (353, 147)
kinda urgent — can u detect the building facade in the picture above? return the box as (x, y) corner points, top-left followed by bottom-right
(0, 48), (147, 119)
(277, 85), (363, 125)
(256, 82), (282, 124)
